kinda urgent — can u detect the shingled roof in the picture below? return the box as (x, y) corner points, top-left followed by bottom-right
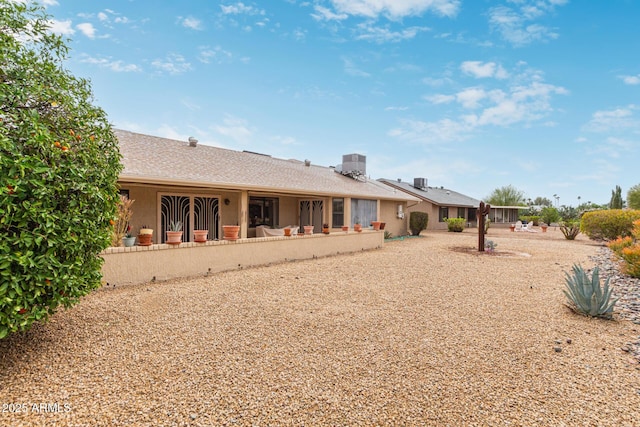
(116, 129), (417, 201)
(378, 178), (481, 207)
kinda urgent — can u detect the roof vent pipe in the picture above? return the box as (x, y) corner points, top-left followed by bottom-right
(188, 136), (198, 147)
(304, 159), (311, 166)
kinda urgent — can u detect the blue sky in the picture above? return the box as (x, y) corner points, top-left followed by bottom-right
(43, 0), (639, 206)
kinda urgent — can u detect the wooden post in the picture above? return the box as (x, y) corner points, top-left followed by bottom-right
(477, 201), (491, 252)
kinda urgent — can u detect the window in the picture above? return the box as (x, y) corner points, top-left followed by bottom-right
(468, 208), (477, 222)
(332, 198), (344, 227)
(439, 207), (449, 222)
(160, 194), (219, 242)
(249, 197), (279, 228)
(351, 199), (376, 226)
(457, 207), (465, 218)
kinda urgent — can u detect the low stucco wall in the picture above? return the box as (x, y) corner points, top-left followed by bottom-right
(101, 230), (384, 287)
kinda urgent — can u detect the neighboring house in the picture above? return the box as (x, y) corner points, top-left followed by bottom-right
(115, 129), (418, 243)
(379, 178), (481, 230)
(379, 178), (523, 230)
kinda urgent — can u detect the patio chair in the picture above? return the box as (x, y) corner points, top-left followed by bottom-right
(525, 222), (538, 233)
(514, 221), (523, 232)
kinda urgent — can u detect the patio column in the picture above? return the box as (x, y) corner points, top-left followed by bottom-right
(240, 190), (248, 239)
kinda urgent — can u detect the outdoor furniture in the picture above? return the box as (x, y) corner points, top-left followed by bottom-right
(256, 225), (299, 237)
(514, 221), (524, 232)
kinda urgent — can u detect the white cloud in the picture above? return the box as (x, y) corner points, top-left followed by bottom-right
(212, 115), (253, 144)
(396, 63), (567, 144)
(343, 57), (370, 77)
(198, 46), (232, 64)
(180, 16), (203, 30)
(620, 74), (640, 85)
(80, 55), (141, 72)
(460, 61), (508, 79)
(583, 105), (639, 133)
(354, 23), (429, 43)
(97, 12), (108, 21)
(151, 54), (192, 75)
(326, 0), (461, 20)
(48, 19), (74, 35)
(220, 3), (265, 16)
(41, 0), (59, 6)
(311, 5), (349, 21)
(488, 1), (567, 46)
(76, 23), (96, 38)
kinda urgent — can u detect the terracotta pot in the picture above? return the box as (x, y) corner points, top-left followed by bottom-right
(342, 226), (349, 232)
(371, 221), (382, 231)
(322, 227), (330, 234)
(380, 222), (386, 230)
(223, 225), (240, 241)
(193, 229), (208, 242)
(284, 228), (291, 237)
(137, 233), (153, 246)
(166, 231), (183, 245)
(303, 225), (314, 235)
(354, 224), (362, 232)
(509, 225), (516, 232)
(541, 225), (548, 233)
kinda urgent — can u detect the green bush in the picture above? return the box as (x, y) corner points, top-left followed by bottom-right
(409, 211), (428, 236)
(580, 209), (640, 241)
(445, 217), (465, 232)
(540, 207), (561, 225)
(0, 2), (122, 339)
(519, 215), (540, 226)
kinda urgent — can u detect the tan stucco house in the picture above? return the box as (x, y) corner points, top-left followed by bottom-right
(115, 130), (418, 243)
(379, 178), (523, 230)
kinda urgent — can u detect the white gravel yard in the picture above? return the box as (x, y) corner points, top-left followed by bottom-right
(1, 228), (639, 426)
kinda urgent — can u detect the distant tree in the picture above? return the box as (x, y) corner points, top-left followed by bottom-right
(485, 185), (526, 206)
(533, 196), (553, 207)
(540, 206), (561, 224)
(0, 1), (122, 339)
(628, 184), (640, 210)
(609, 185), (624, 209)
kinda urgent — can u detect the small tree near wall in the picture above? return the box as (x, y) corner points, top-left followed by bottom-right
(0, 1), (122, 339)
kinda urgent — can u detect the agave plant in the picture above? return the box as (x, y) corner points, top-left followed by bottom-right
(563, 264), (617, 319)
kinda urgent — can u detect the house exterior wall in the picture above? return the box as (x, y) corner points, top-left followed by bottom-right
(379, 200), (408, 236)
(102, 230), (384, 287)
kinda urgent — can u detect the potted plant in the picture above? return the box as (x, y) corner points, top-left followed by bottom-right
(303, 225), (314, 235)
(138, 225), (153, 246)
(122, 226), (136, 247)
(166, 220), (183, 245)
(223, 224), (240, 240)
(540, 223), (548, 232)
(284, 227), (292, 237)
(371, 220), (382, 231)
(193, 229), (208, 242)
(111, 194), (134, 247)
(354, 218), (362, 232)
(322, 223), (330, 234)
(341, 225), (349, 232)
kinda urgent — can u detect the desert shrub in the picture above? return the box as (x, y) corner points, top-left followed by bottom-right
(563, 264), (617, 319)
(519, 215), (540, 226)
(559, 220), (580, 240)
(540, 207), (561, 226)
(607, 236), (634, 257)
(580, 209), (640, 241)
(620, 246), (640, 278)
(383, 231), (393, 240)
(0, 2), (121, 339)
(445, 217), (465, 232)
(111, 195), (134, 247)
(409, 211), (428, 236)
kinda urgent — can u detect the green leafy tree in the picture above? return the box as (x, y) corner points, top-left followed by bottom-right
(628, 184), (640, 210)
(540, 206), (561, 225)
(0, 1), (122, 339)
(485, 185), (526, 206)
(533, 196), (553, 207)
(609, 185), (624, 209)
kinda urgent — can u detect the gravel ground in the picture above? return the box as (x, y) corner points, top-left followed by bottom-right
(1, 227), (639, 426)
